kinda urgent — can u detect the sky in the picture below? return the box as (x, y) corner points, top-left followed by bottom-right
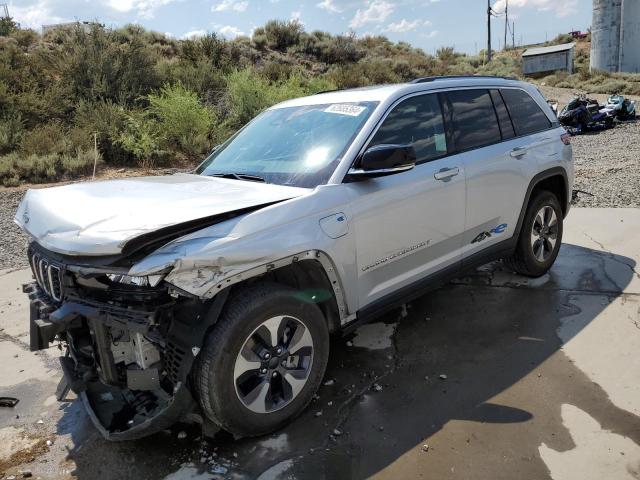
(8, 0), (593, 54)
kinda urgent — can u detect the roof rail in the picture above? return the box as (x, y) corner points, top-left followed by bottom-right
(411, 75), (518, 84)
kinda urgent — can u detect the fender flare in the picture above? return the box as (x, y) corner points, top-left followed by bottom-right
(202, 250), (352, 325)
(514, 166), (569, 240)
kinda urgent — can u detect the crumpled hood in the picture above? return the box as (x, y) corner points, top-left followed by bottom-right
(14, 173), (309, 256)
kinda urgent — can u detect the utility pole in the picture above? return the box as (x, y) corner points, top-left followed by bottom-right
(487, 0), (492, 62)
(512, 21), (515, 49)
(504, 0), (508, 50)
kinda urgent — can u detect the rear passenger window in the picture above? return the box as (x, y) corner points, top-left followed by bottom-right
(369, 94), (447, 163)
(500, 88), (551, 136)
(446, 89), (502, 152)
(489, 89), (516, 140)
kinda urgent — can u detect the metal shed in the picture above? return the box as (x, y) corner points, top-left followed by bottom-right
(522, 42), (576, 76)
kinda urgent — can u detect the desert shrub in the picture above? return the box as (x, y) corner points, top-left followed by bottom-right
(147, 83), (215, 157)
(59, 24), (161, 105)
(19, 122), (70, 156)
(118, 83), (214, 166)
(74, 100), (132, 165)
(0, 150), (101, 186)
(0, 112), (24, 154)
(262, 20), (303, 52)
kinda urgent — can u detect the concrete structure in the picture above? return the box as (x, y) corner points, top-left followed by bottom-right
(41, 21), (97, 35)
(591, 0), (640, 73)
(522, 42), (575, 76)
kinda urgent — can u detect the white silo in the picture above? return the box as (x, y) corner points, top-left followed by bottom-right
(591, 0), (640, 73)
(590, 0), (623, 72)
(619, 0), (640, 73)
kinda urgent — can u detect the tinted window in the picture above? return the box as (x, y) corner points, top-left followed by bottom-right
(369, 94), (447, 163)
(500, 88), (551, 136)
(447, 89), (501, 151)
(489, 89), (516, 140)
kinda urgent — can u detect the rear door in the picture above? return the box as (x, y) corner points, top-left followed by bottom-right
(346, 92), (466, 309)
(445, 88), (551, 259)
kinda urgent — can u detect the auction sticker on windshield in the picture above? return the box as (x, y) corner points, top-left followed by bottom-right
(325, 104), (367, 116)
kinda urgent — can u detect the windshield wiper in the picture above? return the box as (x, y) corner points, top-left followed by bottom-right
(209, 173), (266, 183)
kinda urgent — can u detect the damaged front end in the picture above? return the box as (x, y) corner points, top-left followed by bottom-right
(25, 243), (226, 441)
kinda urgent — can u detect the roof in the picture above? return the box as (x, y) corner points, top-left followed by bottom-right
(272, 76), (523, 109)
(522, 42), (576, 57)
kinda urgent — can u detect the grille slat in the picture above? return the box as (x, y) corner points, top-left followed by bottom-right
(28, 249), (63, 302)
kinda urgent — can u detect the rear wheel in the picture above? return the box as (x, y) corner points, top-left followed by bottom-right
(194, 283), (330, 437)
(505, 191), (563, 277)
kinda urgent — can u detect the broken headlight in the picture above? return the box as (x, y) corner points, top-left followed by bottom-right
(107, 274), (165, 287)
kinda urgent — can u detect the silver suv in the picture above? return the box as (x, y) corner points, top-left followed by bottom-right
(16, 76), (573, 440)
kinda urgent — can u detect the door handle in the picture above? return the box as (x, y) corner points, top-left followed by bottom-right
(434, 167), (460, 181)
(510, 147), (528, 158)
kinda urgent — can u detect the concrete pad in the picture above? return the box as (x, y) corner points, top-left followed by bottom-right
(0, 207), (638, 480)
(0, 341), (57, 387)
(558, 294), (640, 416)
(539, 404), (640, 480)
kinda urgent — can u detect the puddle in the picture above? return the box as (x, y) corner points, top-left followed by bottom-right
(539, 404), (640, 480)
(258, 433), (289, 452)
(256, 458), (296, 480)
(163, 463), (216, 480)
(351, 322), (396, 350)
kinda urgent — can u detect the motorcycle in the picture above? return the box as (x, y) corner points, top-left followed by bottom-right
(558, 93), (615, 134)
(601, 93), (636, 121)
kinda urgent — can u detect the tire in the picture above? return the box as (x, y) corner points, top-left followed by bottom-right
(504, 190), (563, 277)
(194, 282), (330, 437)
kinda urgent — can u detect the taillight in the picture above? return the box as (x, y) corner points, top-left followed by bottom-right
(561, 133), (571, 145)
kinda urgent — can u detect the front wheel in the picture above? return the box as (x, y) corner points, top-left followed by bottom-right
(504, 191), (563, 277)
(194, 283), (330, 437)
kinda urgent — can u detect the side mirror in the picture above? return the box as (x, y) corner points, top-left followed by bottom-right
(347, 144), (416, 179)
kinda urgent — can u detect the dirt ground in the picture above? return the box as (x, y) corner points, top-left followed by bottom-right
(0, 208), (639, 480)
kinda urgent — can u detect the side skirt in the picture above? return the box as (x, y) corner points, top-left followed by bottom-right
(345, 237), (516, 334)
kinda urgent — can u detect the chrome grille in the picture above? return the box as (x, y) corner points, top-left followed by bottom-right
(28, 250), (64, 302)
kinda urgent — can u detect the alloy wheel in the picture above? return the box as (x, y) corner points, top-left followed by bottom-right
(233, 315), (314, 414)
(530, 205), (558, 262)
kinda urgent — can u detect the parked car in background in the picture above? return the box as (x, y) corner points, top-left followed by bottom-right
(16, 76), (573, 440)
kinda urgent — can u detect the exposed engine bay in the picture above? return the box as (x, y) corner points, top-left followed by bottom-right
(25, 242), (226, 440)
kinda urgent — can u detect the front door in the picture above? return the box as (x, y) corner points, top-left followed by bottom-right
(345, 93), (466, 309)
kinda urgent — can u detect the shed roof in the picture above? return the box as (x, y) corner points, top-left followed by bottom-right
(522, 42), (575, 57)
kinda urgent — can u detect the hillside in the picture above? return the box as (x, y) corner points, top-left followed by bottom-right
(1, 19), (639, 186)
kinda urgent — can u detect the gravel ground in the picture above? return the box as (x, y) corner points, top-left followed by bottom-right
(0, 189), (29, 270)
(0, 114), (638, 270)
(570, 120), (640, 208)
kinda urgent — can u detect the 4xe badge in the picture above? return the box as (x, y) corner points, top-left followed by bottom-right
(471, 223), (507, 244)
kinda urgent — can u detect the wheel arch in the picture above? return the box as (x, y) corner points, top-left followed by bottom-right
(515, 167), (569, 239)
(205, 251), (349, 334)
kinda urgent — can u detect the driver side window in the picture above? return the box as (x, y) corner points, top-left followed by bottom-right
(369, 94), (448, 164)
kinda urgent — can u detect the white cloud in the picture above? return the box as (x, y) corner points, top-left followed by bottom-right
(9, 1), (66, 29)
(212, 0), (248, 12)
(349, 0), (394, 29)
(424, 30), (438, 38)
(218, 25), (244, 37)
(385, 18), (422, 33)
(316, 0), (343, 13)
(106, 0), (176, 18)
(181, 29), (207, 39)
(493, 0), (577, 18)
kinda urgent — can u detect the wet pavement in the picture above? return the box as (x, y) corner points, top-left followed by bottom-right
(0, 208), (639, 480)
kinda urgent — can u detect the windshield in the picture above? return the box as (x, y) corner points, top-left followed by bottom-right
(196, 102), (378, 188)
